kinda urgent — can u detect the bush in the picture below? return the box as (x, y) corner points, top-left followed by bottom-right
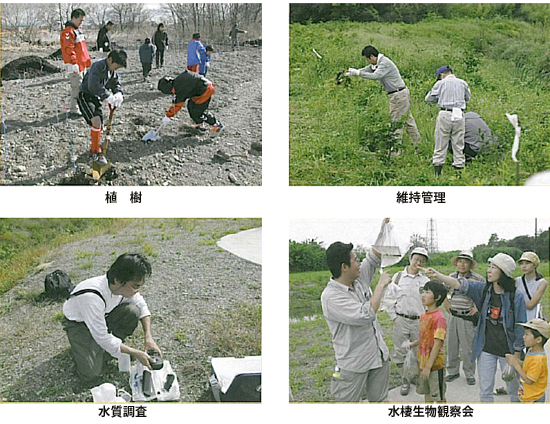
(289, 239), (327, 273)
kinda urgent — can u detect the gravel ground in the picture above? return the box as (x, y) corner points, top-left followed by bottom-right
(0, 219), (262, 402)
(1, 45), (262, 186)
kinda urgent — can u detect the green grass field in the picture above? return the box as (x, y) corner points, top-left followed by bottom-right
(290, 18), (550, 185)
(289, 262), (550, 402)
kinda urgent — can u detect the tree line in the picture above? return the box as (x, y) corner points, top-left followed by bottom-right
(290, 3), (550, 25)
(1, 3), (262, 44)
(289, 229), (550, 273)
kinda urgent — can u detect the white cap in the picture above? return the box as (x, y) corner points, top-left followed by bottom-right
(488, 253), (516, 278)
(410, 247), (429, 260)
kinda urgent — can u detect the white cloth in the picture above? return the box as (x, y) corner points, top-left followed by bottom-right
(63, 275), (150, 358)
(451, 107), (463, 122)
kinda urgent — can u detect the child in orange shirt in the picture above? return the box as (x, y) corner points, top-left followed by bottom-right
(506, 318), (548, 403)
(409, 281), (448, 402)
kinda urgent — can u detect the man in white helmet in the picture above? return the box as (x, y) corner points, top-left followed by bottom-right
(384, 246), (430, 395)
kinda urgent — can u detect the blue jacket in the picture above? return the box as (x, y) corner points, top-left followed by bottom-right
(458, 278), (526, 361)
(80, 59), (122, 101)
(187, 39), (206, 67)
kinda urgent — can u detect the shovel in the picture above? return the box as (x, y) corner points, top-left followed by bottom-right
(92, 105), (115, 180)
(142, 120), (167, 142)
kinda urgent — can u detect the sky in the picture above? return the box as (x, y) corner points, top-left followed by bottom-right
(289, 218), (550, 252)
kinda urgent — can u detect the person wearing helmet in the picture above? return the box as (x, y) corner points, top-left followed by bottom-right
(383, 246), (430, 395)
(423, 253), (527, 402)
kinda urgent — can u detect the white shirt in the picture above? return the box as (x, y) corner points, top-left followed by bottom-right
(383, 267), (429, 320)
(63, 275), (150, 358)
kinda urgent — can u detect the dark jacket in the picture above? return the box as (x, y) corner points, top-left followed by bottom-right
(80, 59), (122, 101)
(97, 25), (111, 52)
(153, 30), (168, 51)
(139, 43), (156, 64)
(173, 70), (209, 104)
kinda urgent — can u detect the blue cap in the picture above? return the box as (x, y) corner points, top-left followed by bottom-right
(436, 65), (452, 78)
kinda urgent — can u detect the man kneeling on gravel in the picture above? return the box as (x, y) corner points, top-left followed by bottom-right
(62, 253), (161, 384)
(157, 70), (223, 137)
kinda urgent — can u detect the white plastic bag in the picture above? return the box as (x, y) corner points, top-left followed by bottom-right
(402, 347), (417, 381)
(129, 360), (180, 402)
(372, 220), (411, 269)
(91, 383), (128, 403)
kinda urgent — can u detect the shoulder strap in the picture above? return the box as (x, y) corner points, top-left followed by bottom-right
(521, 276), (532, 300)
(394, 271), (403, 286)
(70, 289), (106, 307)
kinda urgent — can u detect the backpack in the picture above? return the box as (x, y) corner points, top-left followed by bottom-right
(43, 269), (74, 300)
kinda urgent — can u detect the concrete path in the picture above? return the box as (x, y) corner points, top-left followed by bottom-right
(217, 227), (262, 265)
(387, 368), (511, 403)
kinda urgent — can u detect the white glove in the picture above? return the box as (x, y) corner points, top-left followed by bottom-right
(113, 92), (123, 108)
(162, 116), (171, 125)
(206, 62), (210, 68)
(345, 68), (360, 77)
(66, 64), (80, 74)
(106, 94), (116, 106)
(165, 45), (168, 51)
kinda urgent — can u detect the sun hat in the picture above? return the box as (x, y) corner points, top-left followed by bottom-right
(488, 253), (516, 278)
(517, 252), (540, 268)
(518, 318), (549, 339)
(451, 250), (477, 268)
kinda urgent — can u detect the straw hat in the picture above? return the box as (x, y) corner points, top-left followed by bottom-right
(450, 250), (477, 269)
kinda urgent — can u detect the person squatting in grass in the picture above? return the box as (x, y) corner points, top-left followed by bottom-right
(62, 253), (161, 384)
(450, 112), (498, 163)
(321, 219), (393, 402)
(157, 71), (223, 137)
(77, 50), (127, 165)
(381, 247), (430, 396)
(422, 253), (527, 402)
(345, 45), (421, 146)
(506, 318), (549, 403)
(139, 38), (156, 81)
(200, 45), (214, 77)
(153, 23), (169, 69)
(408, 281), (448, 403)
(187, 33), (206, 73)
(60, 8), (91, 118)
(444, 251), (485, 386)
(425, 65), (471, 176)
(516, 252), (549, 321)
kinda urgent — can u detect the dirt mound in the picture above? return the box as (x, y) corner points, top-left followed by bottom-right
(1, 56), (61, 81)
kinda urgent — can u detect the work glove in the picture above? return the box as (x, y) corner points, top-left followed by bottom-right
(113, 92), (124, 108)
(106, 93), (117, 107)
(345, 68), (360, 77)
(67, 63), (80, 74)
(162, 116), (171, 126)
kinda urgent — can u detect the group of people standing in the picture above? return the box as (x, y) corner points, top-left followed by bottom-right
(321, 219), (549, 403)
(59, 8), (224, 166)
(345, 45), (497, 175)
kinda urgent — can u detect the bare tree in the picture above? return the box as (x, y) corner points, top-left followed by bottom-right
(2, 3), (46, 43)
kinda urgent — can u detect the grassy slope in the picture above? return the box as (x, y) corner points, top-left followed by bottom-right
(289, 262), (550, 402)
(290, 18), (550, 186)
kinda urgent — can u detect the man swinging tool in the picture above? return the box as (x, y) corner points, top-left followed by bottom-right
(77, 50), (127, 166)
(144, 69), (222, 141)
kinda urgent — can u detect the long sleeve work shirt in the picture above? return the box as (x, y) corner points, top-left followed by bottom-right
(321, 250), (390, 373)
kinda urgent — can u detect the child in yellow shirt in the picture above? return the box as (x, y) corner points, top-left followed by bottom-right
(506, 318), (549, 403)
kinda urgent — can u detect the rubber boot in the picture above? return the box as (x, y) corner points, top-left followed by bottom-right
(434, 165), (443, 176)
